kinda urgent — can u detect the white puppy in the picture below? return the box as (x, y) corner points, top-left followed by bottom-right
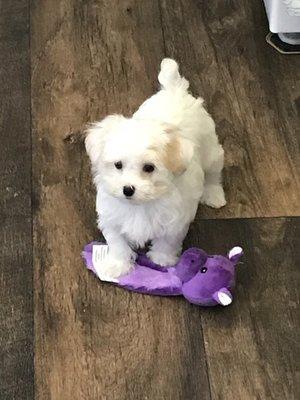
(85, 59), (226, 279)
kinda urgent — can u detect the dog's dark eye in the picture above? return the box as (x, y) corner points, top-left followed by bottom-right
(143, 164), (155, 173)
(114, 161), (123, 170)
(200, 267), (207, 273)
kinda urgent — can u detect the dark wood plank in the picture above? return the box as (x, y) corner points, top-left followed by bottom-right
(160, 0), (300, 219)
(0, 1), (33, 399)
(31, 1), (210, 399)
(185, 217), (299, 400)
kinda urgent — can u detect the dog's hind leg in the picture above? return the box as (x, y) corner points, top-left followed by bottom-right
(200, 147), (226, 209)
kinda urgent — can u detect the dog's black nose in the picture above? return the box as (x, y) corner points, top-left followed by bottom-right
(123, 186), (135, 197)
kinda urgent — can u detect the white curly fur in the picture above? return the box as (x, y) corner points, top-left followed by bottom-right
(86, 58), (226, 279)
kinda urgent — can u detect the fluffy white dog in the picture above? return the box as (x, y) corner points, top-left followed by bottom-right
(85, 59), (226, 279)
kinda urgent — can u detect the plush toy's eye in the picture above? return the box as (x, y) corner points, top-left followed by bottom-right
(200, 267), (207, 273)
(143, 163), (155, 173)
(191, 259), (195, 264)
(114, 161), (123, 170)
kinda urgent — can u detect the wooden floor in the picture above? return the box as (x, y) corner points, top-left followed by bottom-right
(0, 0), (299, 399)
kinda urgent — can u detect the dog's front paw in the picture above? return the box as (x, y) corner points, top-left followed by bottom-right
(98, 254), (135, 281)
(201, 184), (226, 209)
(147, 251), (178, 267)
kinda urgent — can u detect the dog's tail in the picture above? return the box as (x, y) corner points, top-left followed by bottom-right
(158, 58), (189, 91)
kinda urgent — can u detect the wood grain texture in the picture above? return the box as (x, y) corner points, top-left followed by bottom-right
(31, 1), (209, 399)
(186, 218), (299, 400)
(30, 0), (300, 399)
(160, 0), (300, 219)
(0, 1), (33, 399)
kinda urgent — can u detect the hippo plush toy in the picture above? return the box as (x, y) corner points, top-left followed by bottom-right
(82, 242), (243, 306)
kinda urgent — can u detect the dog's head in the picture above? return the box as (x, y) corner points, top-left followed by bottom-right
(85, 115), (194, 203)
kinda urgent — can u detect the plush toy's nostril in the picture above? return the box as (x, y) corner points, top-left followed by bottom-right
(123, 186), (135, 197)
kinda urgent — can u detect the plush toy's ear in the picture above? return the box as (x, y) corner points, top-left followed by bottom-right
(85, 114), (125, 166)
(163, 125), (194, 175)
(213, 288), (233, 306)
(228, 246), (243, 263)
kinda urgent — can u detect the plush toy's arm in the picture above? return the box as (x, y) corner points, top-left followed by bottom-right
(212, 288), (233, 306)
(136, 254), (171, 272)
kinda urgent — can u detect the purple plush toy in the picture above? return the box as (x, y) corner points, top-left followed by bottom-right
(82, 243), (243, 306)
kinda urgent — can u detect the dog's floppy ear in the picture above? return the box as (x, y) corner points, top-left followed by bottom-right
(163, 125), (194, 175)
(85, 114), (125, 165)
